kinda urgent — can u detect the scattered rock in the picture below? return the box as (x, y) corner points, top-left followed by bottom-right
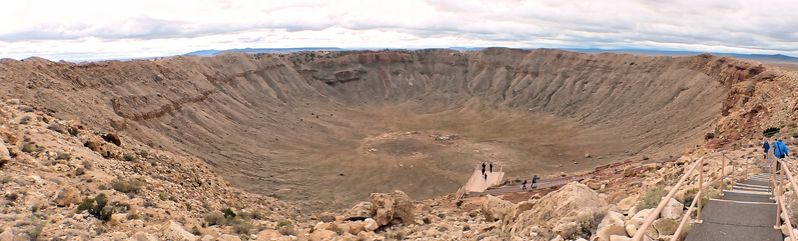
(318, 212), (336, 223)
(509, 182), (607, 237)
(610, 235), (632, 241)
(660, 198), (683, 220)
(129, 231), (158, 241)
(84, 140), (102, 152)
(0, 229), (14, 241)
(595, 211), (627, 241)
(363, 218), (379, 231)
(161, 220), (197, 241)
(309, 230), (336, 241)
(102, 133), (122, 146)
(217, 234), (241, 241)
(255, 230), (282, 241)
(0, 141), (9, 168)
(370, 190), (415, 226)
(653, 218), (678, 236)
(53, 187), (80, 207)
(344, 202), (372, 221)
(616, 195), (637, 212)
(482, 195), (514, 222)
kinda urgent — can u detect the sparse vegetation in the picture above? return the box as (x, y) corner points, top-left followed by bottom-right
(204, 211), (226, 226)
(67, 126), (79, 136)
(21, 142), (37, 153)
(277, 220), (296, 236)
(764, 127), (781, 138)
(55, 152), (71, 160)
(74, 167), (85, 176)
(27, 216), (45, 240)
(19, 116), (31, 124)
(566, 211), (605, 240)
(639, 185), (666, 209)
(111, 178), (145, 194)
(704, 132), (715, 140)
(77, 193), (114, 222)
(122, 153), (136, 162)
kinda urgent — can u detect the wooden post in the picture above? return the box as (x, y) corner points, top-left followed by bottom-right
(697, 157), (704, 222)
(721, 153), (726, 191)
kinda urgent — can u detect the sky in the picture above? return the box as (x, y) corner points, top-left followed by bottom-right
(1, 0), (797, 61)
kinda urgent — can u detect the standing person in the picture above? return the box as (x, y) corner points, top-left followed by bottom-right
(774, 137), (790, 171)
(490, 162), (494, 173)
(481, 162), (486, 176)
(763, 138), (771, 160)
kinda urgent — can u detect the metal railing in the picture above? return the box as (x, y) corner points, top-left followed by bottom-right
(773, 158), (797, 241)
(633, 151), (739, 241)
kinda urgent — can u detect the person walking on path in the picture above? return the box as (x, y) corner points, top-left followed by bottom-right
(522, 180), (527, 190)
(481, 162), (486, 176)
(489, 162), (493, 173)
(531, 175), (539, 188)
(774, 137), (789, 171)
(763, 138), (770, 160)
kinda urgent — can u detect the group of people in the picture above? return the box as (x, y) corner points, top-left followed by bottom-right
(481, 162), (493, 180)
(763, 137), (790, 170)
(521, 175), (538, 190)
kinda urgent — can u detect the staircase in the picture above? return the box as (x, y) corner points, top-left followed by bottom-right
(684, 173), (783, 241)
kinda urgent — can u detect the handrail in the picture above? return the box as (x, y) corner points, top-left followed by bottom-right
(669, 190), (701, 241)
(775, 159), (798, 241)
(632, 157), (704, 241)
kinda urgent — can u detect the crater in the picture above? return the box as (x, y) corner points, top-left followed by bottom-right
(0, 48), (753, 210)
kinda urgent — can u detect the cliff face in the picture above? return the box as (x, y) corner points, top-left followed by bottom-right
(0, 48), (773, 209)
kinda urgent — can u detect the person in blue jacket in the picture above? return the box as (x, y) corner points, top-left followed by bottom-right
(763, 138), (770, 159)
(774, 137), (789, 171)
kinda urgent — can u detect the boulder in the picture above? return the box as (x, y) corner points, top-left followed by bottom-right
(255, 230), (282, 241)
(318, 212), (336, 223)
(343, 202), (372, 221)
(616, 195), (637, 211)
(482, 195), (515, 222)
(346, 221), (366, 234)
(128, 232), (158, 241)
(624, 208), (657, 239)
(0, 229), (14, 241)
(508, 182), (607, 237)
(363, 218), (379, 231)
(161, 220), (197, 241)
(217, 234), (241, 241)
(652, 218), (678, 236)
(609, 235), (632, 241)
(660, 198), (683, 220)
(369, 190), (415, 226)
(53, 187), (80, 207)
(309, 230), (336, 241)
(0, 141), (10, 168)
(595, 211), (627, 241)
(102, 133), (122, 146)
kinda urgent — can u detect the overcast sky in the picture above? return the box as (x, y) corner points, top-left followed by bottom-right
(2, 0), (797, 61)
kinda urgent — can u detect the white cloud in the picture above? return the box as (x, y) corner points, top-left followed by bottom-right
(1, 0), (797, 60)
